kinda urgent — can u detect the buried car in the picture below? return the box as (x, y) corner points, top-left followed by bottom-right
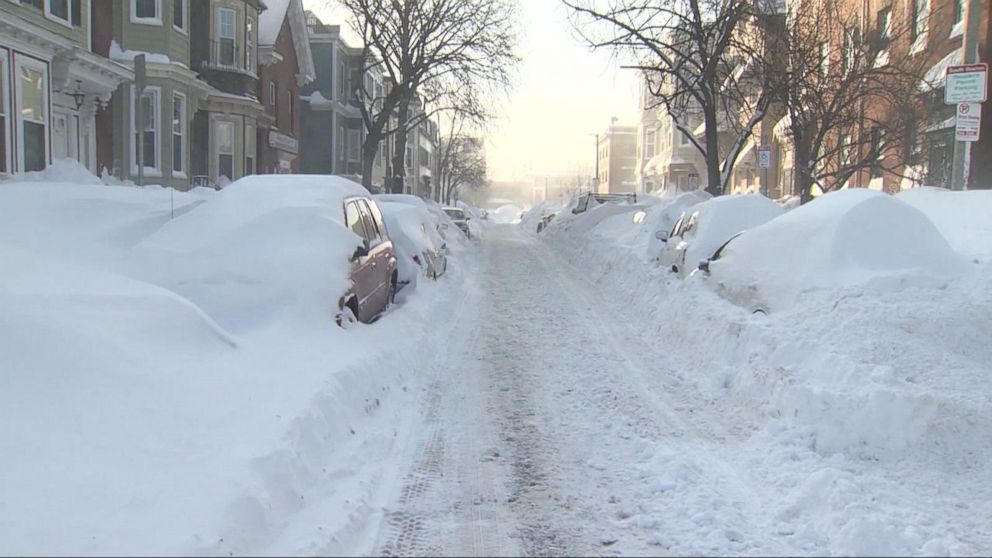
(378, 201), (448, 286)
(697, 189), (966, 312)
(443, 206), (473, 237)
(657, 194), (783, 277)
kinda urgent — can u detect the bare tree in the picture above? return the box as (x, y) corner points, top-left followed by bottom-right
(761, 0), (930, 202)
(340, 0), (518, 192)
(564, 0), (776, 196)
(438, 129), (488, 205)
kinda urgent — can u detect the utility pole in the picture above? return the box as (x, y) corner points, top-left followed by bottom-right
(950, 0), (984, 190)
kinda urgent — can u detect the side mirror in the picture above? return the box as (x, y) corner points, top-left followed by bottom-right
(655, 230), (670, 243)
(440, 223), (449, 230)
(698, 260), (711, 273)
(352, 243), (370, 261)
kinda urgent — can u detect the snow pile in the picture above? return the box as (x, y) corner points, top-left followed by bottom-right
(378, 201), (445, 285)
(709, 189), (966, 311)
(0, 176), (468, 555)
(5, 158), (105, 185)
(897, 187), (992, 262)
(109, 40), (174, 65)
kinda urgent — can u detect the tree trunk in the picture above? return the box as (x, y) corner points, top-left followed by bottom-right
(793, 135), (815, 204)
(703, 107), (723, 197)
(360, 131), (379, 191)
(390, 98), (411, 194)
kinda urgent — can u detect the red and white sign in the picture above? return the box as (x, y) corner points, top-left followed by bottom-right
(955, 102), (982, 142)
(945, 64), (988, 104)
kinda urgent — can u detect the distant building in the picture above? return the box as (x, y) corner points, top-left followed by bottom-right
(597, 123), (637, 194)
(257, 0), (315, 174)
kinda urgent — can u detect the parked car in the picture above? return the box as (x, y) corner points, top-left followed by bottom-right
(657, 194), (784, 277)
(376, 194), (459, 240)
(338, 195), (399, 325)
(572, 192), (638, 215)
(443, 206), (473, 238)
(378, 201), (448, 286)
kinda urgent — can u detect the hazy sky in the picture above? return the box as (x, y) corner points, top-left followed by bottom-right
(305, 0), (640, 182)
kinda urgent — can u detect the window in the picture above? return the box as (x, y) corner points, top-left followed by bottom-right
(911, 0), (927, 41)
(216, 120), (234, 180)
(338, 58), (348, 100)
(679, 131), (690, 146)
(217, 8), (236, 67)
(954, 0), (964, 24)
(173, 0), (186, 32)
(405, 143), (413, 170)
(269, 81), (276, 109)
(245, 123), (255, 175)
(843, 27), (860, 72)
(23, 0), (44, 9)
(246, 17), (255, 72)
(345, 201), (367, 239)
(17, 60), (48, 172)
(46, 0), (70, 24)
(348, 129), (360, 162)
(172, 92), (185, 175)
(0, 51), (8, 175)
(131, 87), (160, 172)
(820, 42), (830, 76)
(357, 200), (382, 244)
(877, 7), (891, 45)
(132, 0), (160, 23)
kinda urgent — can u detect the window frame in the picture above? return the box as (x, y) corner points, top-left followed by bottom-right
(244, 122), (255, 176)
(348, 129), (361, 163)
(245, 15), (255, 73)
(216, 7), (237, 67)
(15, 55), (50, 173)
(130, 85), (161, 176)
(0, 49), (10, 176)
(172, 0), (188, 33)
(44, 0), (72, 27)
(214, 119), (235, 181)
(130, 0), (162, 26)
(172, 91), (186, 177)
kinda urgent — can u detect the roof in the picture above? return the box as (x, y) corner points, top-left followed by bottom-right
(258, 0), (316, 84)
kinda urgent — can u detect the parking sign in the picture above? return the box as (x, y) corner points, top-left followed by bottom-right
(758, 146), (772, 168)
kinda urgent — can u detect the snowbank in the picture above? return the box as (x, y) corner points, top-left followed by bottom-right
(519, 201), (561, 232)
(709, 189), (966, 311)
(539, 188), (992, 555)
(5, 158), (105, 185)
(491, 204), (523, 224)
(0, 176), (469, 555)
(897, 187), (992, 262)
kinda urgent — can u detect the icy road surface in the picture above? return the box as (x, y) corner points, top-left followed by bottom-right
(371, 225), (765, 556)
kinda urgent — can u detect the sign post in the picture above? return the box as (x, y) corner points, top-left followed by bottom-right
(955, 102), (982, 142)
(946, 2), (986, 191)
(758, 145), (771, 197)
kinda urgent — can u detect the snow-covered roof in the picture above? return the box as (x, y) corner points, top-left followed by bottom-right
(258, 0), (316, 84)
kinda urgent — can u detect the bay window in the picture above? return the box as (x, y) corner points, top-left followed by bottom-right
(173, 0), (186, 32)
(217, 8), (236, 67)
(132, 0), (160, 23)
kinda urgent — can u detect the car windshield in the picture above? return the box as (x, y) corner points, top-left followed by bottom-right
(10, 4), (984, 556)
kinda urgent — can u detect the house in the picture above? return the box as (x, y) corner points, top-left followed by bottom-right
(635, 78), (662, 193)
(189, 0), (269, 185)
(92, 0), (210, 189)
(0, 0), (131, 176)
(257, 0), (315, 174)
(299, 13), (365, 179)
(596, 123), (638, 194)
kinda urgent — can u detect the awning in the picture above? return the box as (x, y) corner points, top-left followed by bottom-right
(920, 48), (963, 92)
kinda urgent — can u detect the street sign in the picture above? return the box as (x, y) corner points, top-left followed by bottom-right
(945, 64), (987, 104)
(955, 102), (982, 142)
(757, 146), (772, 168)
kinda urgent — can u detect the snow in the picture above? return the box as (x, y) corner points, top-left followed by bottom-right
(709, 189), (966, 311)
(6, 158), (104, 185)
(377, 201), (446, 285)
(4, 168), (992, 556)
(0, 174), (469, 556)
(897, 187), (992, 262)
(109, 40), (174, 65)
(490, 203), (522, 224)
(534, 189), (992, 555)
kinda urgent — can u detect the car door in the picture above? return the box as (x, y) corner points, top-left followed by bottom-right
(344, 199), (376, 322)
(357, 199), (391, 314)
(364, 199), (397, 284)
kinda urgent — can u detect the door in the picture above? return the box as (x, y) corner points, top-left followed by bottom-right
(344, 200), (376, 322)
(357, 198), (391, 314)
